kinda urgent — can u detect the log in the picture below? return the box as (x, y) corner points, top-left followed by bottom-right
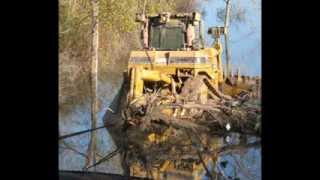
(203, 78), (232, 100)
(165, 103), (222, 112)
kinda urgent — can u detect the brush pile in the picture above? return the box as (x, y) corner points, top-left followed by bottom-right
(123, 76), (261, 137)
(112, 76), (261, 177)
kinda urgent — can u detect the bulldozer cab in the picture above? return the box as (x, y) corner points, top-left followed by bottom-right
(136, 12), (205, 50)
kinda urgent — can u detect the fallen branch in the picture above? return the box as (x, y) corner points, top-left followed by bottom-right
(169, 103), (222, 112)
(203, 78), (232, 100)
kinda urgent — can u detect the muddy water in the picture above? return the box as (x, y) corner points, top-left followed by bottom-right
(59, 72), (261, 179)
(59, 71), (124, 174)
(202, 134), (261, 180)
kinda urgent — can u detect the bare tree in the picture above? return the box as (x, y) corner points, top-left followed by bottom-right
(224, 0), (232, 79)
(217, 0), (259, 78)
(217, 3), (247, 26)
(85, 0), (99, 170)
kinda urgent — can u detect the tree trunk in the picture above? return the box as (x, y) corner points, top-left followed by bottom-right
(86, 0), (99, 170)
(224, 0), (232, 79)
(143, 0), (147, 15)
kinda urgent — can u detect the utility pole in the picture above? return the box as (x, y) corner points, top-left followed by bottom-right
(86, 0), (99, 171)
(224, 0), (232, 79)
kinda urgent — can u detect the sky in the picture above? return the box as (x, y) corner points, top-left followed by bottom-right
(200, 0), (261, 76)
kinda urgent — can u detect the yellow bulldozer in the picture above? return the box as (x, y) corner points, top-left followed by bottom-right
(105, 12), (260, 179)
(128, 12), (225, 103)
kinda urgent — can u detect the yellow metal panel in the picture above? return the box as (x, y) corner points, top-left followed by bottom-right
(133, 67), (144, 99)
(140, 69), (172, 84)
(129, 47), (224, 99)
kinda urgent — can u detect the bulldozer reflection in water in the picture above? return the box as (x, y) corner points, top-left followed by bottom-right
(104, 12), (261, 180)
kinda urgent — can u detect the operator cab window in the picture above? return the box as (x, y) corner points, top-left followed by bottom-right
(149, 21), (185, 50)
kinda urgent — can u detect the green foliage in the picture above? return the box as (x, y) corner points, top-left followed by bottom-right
(99, 0), (138, 33)
(59, 0), (92, 54)
(145, 0), (176, 14)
